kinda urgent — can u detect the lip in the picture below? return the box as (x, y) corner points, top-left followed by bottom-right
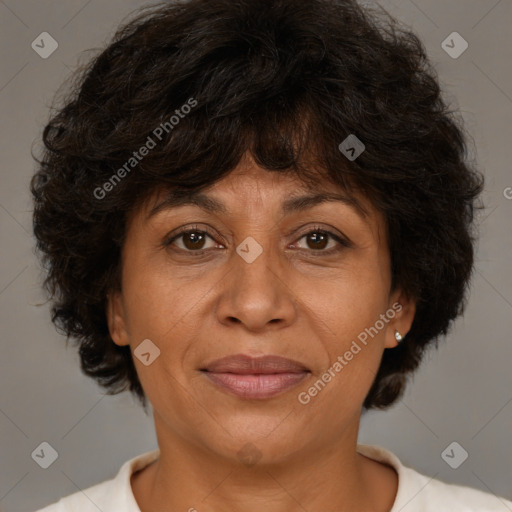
(203, 354), (309, 374)
(201, 354), (310, 400)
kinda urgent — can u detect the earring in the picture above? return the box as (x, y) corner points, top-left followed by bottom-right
(394, 330), (403, 343)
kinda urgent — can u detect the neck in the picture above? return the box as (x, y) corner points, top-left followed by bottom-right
(131, 411), (398, 512)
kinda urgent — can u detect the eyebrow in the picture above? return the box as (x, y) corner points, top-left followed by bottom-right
(146, 190), (368, 221)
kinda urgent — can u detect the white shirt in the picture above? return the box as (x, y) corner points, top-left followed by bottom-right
(34, 444), (512, 511)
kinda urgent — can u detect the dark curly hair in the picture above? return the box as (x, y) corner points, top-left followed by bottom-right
(30, 0), (484, 411)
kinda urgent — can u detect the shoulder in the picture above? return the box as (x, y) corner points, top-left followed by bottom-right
(32, 449), (160, 512)
(32, 478), (115, 512)
(357, 444), (512, 512)
(398, 464), (512, 511)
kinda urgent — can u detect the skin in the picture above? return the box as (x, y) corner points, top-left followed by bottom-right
(107, 153), (416, 512)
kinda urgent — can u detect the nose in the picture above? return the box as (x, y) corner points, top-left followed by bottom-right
(214, 238), (297, 332)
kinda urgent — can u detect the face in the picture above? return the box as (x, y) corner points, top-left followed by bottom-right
(107, 154), (416, 465)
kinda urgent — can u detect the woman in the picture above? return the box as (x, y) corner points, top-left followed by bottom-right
(31, 0), (511, 510)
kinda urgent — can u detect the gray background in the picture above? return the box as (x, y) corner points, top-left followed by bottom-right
(0, 0), (511, 510)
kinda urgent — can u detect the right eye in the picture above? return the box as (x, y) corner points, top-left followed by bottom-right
(164, 226), (223, 254)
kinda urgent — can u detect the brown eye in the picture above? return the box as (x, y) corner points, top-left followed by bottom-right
(165, 228), (218, 252)
(305, 232), (329, 250)
(292, 227), (352, 256)
(181, 231), (207, 250)
(164, 225), (350, 256)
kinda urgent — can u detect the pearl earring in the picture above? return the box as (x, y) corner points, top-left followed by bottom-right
(394, 330), (403, 343)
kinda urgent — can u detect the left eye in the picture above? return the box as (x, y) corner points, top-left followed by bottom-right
(294, 230), (341, 251)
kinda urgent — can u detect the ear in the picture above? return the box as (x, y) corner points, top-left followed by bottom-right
(106, 290), (130, 347)
(384, 289), (416, 349)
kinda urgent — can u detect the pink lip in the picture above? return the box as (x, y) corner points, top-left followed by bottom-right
(201, 354), (310, 399)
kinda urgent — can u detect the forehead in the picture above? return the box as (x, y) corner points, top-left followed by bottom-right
(132, 157), (386, 246)
(143, 159), (372, 219)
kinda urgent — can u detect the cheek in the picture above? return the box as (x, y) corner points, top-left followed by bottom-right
(307, 265), (389, 341)
(120, 256), (213, 385)
(121, 253), (200, 337)
(299, 259), (390, 400)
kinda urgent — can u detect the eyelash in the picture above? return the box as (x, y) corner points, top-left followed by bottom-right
(163, 224), (352, 257)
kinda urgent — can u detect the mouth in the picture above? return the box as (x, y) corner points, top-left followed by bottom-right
(200, 354), (311, 400)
